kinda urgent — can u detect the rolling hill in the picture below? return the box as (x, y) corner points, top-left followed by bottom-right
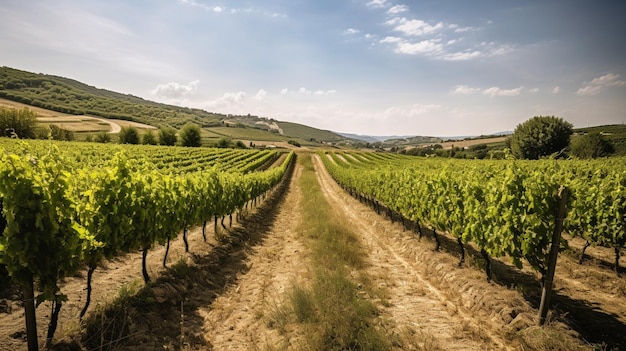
(0, 66), (353, 145)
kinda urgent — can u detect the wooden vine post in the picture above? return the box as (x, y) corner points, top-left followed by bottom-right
(538, 186), (569, 326)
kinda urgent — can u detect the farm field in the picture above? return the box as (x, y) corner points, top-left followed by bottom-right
(0, 98), (156, 135)
(1, 145), (624, 350)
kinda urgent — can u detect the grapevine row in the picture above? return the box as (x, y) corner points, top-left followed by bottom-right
(0, 142), (294, 350)
(321, 152), (626, 280)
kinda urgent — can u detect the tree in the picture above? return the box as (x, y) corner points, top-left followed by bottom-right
(509, 116), (573, 159)
(216, 137), (231, 148)
(118, 126), (139, 144)
(570, 132), (614, 159)
(178, 123), (202, 147)
(0, 107), (37, 139)
(142, 130), (157, 145)
(158, 127), (177, 146)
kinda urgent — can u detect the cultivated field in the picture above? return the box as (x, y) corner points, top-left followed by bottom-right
(1, 150), (624, 350)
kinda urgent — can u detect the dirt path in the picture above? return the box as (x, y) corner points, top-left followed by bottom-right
(91, 117), (121, 133)
(201, 163), (310, 350)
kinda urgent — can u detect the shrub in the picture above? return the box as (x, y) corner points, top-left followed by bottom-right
(158, 127), (177, 146)
(142, 130), (157, 145)
(95, 132), (111, 143)
(509, 116), (573, 159)
(570, 132), (614, 159)
(178, 123), (202, 147)
(0, 107), (37, 138)
(118, 126), (140, 144)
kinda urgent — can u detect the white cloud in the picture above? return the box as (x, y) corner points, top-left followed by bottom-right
(178, 0), (287, 18)
(589, 73), (626, 87)
(384, 104), (442, 117)
(483, 86), (523, 97)
(394, 39), (443, 55)
(388, 17), (444, 36)
(452, 85), (480, 94)
(380, 36), (402, 43)
(178, 0), (225, 13)
(577, 73), (626, 96)
(387, 5), (408, 14)
(205, 91), (247, 108)
(552, 86), (560, 94)
(344, 28), (360, 35)
(476, 42), (514, 57)
(529, 88), (540, 94)
(254, 89), (267, 100)
(449, 24), (476, 33)
(314, 89), (337, 95)
(151, 80), (199, 98)
(361, 8), (512, 62)
(442, 50), (482, 61)
(367, 0), (388, 8)
(275, 87), (337, 96)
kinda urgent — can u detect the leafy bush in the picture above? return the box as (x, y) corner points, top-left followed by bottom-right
(142, 130), (157, 145)
(509, 116), (573, 159)
(178, 123), (201, 147)
(158, 127), (177, 146)
(118, 126), (139, 145)
(215, 138), (231, 148)
(48, 125), (74, 141)
(570, 132), (615, 159)
(95, 132), (111, 143)
(0, 107), (37, 138)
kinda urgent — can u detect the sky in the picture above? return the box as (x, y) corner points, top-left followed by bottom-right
(1, 0), (625, 137)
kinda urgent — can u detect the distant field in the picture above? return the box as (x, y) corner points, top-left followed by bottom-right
(438, 136), (507, 149)
(2, 97), (158, 135)
(0, 97), (68, 118)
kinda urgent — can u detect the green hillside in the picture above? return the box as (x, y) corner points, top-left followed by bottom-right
(276, 121), (347, 142)
(220, 114), (349, 143)
(0, 66), (352, 145)
(0, 66), (223, 128)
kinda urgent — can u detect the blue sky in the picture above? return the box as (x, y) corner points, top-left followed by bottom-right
(1, 0), (625, 136)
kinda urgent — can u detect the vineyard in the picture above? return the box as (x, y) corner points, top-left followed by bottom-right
(321, 151), (626, 280)
(1, 142), (625, 350)
(0, 139), (293, 350)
